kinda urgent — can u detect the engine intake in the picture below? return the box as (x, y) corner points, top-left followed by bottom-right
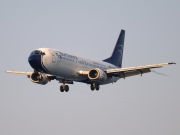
(30, 72), (49, 85)
(88, 68), (107, 82)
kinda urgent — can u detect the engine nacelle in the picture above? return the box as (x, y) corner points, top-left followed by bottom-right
(30, 72), (49, 85)
(88, 68), (107, 82)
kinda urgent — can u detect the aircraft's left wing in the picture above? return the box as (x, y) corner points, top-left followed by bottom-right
(105, 62), (176, 78)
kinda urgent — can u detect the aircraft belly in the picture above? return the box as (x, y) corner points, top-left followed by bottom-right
(100, 77), (119, 85)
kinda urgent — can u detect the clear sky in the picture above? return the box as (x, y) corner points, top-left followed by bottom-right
(0, 0), (179, 135)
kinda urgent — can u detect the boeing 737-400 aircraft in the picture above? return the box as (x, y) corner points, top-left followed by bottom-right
(6, 30), (175, 92)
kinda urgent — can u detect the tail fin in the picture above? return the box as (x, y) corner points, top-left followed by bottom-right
(103, 30), (125, 68)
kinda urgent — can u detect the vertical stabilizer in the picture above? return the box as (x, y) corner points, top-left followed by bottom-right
(103, 30), (125, 67)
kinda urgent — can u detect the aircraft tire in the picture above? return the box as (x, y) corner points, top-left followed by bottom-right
(65, 85), (69, 92)
(60, 85), (64, 92)
(90, 84), (94, 91)
(96, 85), (100, 91)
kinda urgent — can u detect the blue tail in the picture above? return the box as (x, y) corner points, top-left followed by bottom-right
(103, 30), (125, 68)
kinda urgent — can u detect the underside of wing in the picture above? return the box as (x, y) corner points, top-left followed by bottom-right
(105, 62), (176, 78)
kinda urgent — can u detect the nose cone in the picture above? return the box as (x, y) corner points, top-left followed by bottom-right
(28, 54), (41, 71)
(28, 54), (37, 63)
(28, 53), (48, 73)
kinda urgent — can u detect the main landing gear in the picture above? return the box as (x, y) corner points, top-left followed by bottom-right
(59, 82), (100, 92)
(90, 83), (100, 91)
(60, 83), (69, 92)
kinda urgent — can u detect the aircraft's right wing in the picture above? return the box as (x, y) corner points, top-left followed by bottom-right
(105, 62), (176, 78)
(5, 70), (32, 75)
(5, 70), (56, 79)
(5, 70), (73, 83)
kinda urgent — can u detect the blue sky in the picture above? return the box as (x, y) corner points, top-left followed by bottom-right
(0, 0), (179, 135)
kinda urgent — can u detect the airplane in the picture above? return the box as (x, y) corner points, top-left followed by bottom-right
(5, 30), (176, 92)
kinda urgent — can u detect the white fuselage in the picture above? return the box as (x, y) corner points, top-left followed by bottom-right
(39, 48), (119, 85)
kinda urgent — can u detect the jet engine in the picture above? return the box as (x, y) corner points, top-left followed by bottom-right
(30, 72), (49, 85)
(88, 68), (107, 82)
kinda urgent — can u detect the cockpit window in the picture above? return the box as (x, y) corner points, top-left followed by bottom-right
(31, 50), (45, 55)
(31, 50), (41, 54)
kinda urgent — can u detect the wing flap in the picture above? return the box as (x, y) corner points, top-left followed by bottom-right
(108, 68), (151, 78)
(123, 68), (151, 78)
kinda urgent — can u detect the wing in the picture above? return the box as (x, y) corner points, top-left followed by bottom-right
(105, 62), (176, 78)
(5, 70), (55, 79)
(5, 70), (33, 75)
(5, 70), (73, 84)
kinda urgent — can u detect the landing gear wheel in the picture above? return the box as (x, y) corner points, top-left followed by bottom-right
(96, 84), (100, 91)
(60, 85), (69, 92)
(65, 85), (69, 92)
(60, 85), (64, 92)
(90, 83), (100, 91)
(90, 84), (94, 91)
